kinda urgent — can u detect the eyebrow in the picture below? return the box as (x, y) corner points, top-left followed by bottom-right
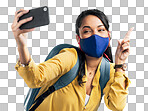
(82, 25), (104, 29)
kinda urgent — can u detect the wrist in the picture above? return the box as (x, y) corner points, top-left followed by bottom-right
(115, 68), (125, 72)
(18, 57), (31, 67)
(115, 60), (125, 65)
(114, 63), (127, 71)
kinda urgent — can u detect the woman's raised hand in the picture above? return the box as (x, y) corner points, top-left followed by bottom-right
(115, 27), (134, 64)
(11, 9), (35, 47)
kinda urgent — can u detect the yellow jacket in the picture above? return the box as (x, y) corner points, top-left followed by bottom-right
(15, 48), (131, 111)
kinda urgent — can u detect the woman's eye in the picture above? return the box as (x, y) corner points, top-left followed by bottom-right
(83, 30), (90, 33)
(98, 29), (105, 31)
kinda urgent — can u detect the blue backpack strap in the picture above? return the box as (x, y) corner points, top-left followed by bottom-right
(24, 44), (79, 111)
(30, 56), (79, 111)
(24, 88), (41, 111)
(99, 57), (110, 99)
(54, 56), (79, 90)
(45, 44), (78, 60)
(45, 43), (80, 90)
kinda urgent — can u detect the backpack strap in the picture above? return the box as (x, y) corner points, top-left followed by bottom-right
(45, 44), (78, 60)
(24, 88), (41, 111)
(27, 44), (80, 111)
(99, 57), (110, 99)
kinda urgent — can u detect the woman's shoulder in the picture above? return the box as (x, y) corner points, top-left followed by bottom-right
(58, 47), (78, 59)
(51, 47), (78, 68)
(59, 47), (77, 54)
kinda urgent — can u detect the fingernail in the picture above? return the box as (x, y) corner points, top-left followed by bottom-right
(26, 10), (29, 12)
(29, 17), (33, 19)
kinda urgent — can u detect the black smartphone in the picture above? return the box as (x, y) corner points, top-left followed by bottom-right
(18, 6), (50, 30)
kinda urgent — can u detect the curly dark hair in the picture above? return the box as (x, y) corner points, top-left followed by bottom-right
(75, 9), (113, 86)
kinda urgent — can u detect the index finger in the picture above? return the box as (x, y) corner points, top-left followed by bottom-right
(15, 9), (25, 15)
(13, 10), (29, 26)
(125, 27), (134, 37)
(121, 27), (134, 45)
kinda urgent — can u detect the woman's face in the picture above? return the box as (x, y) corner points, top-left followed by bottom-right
(77, 15), (109, 40)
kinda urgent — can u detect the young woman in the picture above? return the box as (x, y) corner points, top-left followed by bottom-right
(12, 9), (133, 111)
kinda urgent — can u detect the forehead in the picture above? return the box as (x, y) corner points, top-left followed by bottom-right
(80, 15), (104, 28)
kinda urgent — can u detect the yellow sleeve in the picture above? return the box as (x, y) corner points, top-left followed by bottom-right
(103, 63), (131, 111)
(15, 48), (78, 88)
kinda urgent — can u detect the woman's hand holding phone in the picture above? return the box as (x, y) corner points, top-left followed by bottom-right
(11, 9), (35, 48)
(11, 9), (34, 65)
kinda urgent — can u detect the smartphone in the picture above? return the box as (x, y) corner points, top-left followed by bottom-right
(18, 6), (50, 30)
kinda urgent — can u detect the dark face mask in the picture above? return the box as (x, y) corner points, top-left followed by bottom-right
(78, 34), (109, 58)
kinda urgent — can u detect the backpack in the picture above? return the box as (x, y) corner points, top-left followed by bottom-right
(24, 44), (110, 111)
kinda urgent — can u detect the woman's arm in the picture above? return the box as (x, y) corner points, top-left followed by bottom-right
(103, 63), (131, 111)
(115, 68), (126, 89)
(17, 45), (31, 65)
(15, 48), (78, 88)
(12, 9), (78, 88)
(103, 27), (134, 110)
(114, 27), (134, 90)
(11, 9), (35, 65)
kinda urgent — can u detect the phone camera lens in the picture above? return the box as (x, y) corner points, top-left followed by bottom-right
(43, 7), (47, 11)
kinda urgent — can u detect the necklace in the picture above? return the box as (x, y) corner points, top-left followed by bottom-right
(88, 68), (98, 77)
(88, 72), (93, 77)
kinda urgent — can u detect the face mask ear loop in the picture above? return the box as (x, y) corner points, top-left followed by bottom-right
(78, 35), (83, 51)
(103, 31), (111, 62)
(108, 31), (111, 46)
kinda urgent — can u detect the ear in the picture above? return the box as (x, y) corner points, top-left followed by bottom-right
(76, 35), (80, 44)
